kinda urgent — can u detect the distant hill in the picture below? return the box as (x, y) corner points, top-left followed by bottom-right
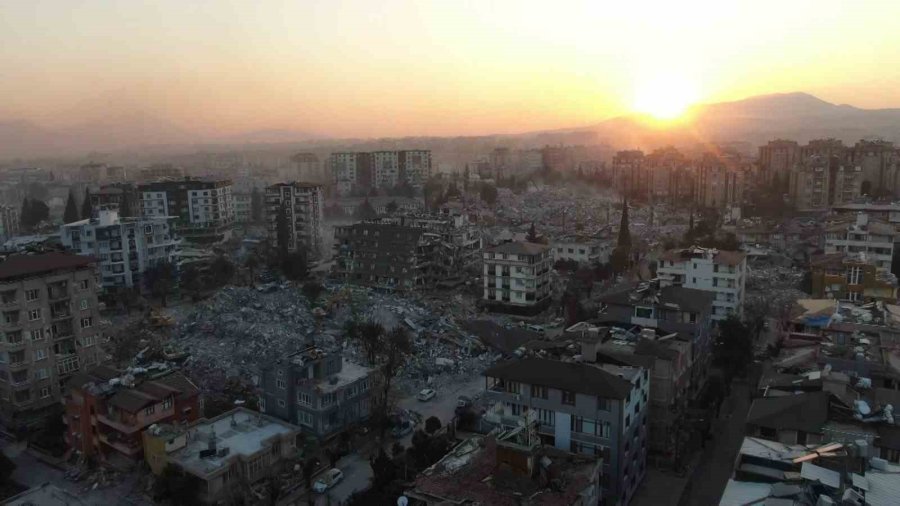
(2, 92), (900, 161)
(570, 92), (900, 150)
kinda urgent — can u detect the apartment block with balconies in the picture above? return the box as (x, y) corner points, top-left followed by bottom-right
(657, 246), (747, 321)
(63, 365), (199, 462)
(482, 241), (552, 315)
(265, 182), (324, 259)
(0, 253), (103, 428)
(482, 358), (649, 506)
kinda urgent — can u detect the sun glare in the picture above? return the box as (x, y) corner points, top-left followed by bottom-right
(632, 74), (699, 121)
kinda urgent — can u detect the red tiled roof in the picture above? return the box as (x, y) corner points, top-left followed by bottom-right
(0, 253), (94, 280)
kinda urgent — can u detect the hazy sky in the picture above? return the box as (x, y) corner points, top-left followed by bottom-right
(3, 0), (900, 138)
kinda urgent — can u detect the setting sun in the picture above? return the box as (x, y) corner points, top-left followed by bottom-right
(633, 74), (699, 120)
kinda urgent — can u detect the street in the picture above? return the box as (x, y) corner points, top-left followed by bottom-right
(394, 375), (486, 446)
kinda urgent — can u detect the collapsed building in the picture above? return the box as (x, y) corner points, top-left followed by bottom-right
(332, 208), (482, 290)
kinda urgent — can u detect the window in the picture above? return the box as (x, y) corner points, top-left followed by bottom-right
(6, 331), (22, 345)
(34, 368), (48, 380)
(39, 387), (51, 399)
(80, 317), (93, 329)
(531, 384), (548, 399)
(29, 329), (43, 341)
(276, 379), (286, 390)
(145, 404), (156, 416)
(278, 399), (286, 408)
(28, 309), (41, 321)
(81, 335), (96, 347)
(298, 411), (313, 427)
(597, 397), (610, 411)
(321, 393), (336, 407)
(536, 408), (555, 426)
(80, 299), (89, 310)
(34, 348), (47, 361)
(163, 396), (173, 409)
(79, 279), (90, 290)
(562, 390), (576, 406)
(297, 392), (311, 406)
(634, 306), (653, 319)
(25, 289), (39, 302)
(505, 381), (521, 394)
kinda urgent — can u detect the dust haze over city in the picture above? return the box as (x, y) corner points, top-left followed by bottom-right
(2, 1), (900, 506)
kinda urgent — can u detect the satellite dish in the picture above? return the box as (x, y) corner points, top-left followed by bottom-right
(397, 496), (409, 506)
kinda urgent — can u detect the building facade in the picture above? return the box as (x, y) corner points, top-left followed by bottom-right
(810, 253), (898, 302)
(90, 184), (141, 218)
(64, 365), (200, 462)
(695, 158), (744, 210)
(482, 242), (552, 314)
(233, 192), (252, 224)
(258, 346), (375, 440)
(824, 213), (897, 271)
(332, 222), (436, 290)
(483, 358), (649, 506)
(330, 150), (431, 196)
(138, 179), (235, 244)
(0, 253), (103, 428)
(265, 182), (324, 258)
(60, 209), (180, 290)
(553, 235), (611, 265)
(657, 246), (748, 320)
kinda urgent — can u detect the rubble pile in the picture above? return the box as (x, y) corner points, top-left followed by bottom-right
(167, 284), (494, 398)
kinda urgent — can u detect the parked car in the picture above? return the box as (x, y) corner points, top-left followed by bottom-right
(417, 388), (436, 401)
(457, 395), (472, 408)
(391, 419), (413, 438)
(313, 468), (344, 493)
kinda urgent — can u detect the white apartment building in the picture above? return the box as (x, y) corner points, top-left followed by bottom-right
(824, 213), (897, 271)
(330, 150), (431, 196)
(265, 182), (324, 258)
(60, 209), (180, 289)
(552, 236), (611, 265)
(657, 246), (747, 320)
(400, 149), (432, 185)
(483, 242), (552, 313)
(138, 179), (235, 243)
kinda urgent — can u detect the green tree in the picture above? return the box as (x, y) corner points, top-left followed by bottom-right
(63, 189), (79, 224)
(153, 465), (201, 505)
(208, 256), (235, 286)
(385, 200), (398, 214)
(356, 320), (385, 364)
(480, 183), (498, 206)
(119, 189), (134, 217)
(19, 198), (30, 230)
(526, 222), (538, 242)
(424, 416), (442, 435)
(713, 314), (754, 383)
(276, 202), (290, 260)
(281, 251), (308, 281)
(376, 327), (412, 437)
(81, 188), (92, 220)
(244, 254), (259, 288)
(617, 197), (631, 249)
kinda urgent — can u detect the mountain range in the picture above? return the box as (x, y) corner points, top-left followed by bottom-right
(2, 92), (900, 161)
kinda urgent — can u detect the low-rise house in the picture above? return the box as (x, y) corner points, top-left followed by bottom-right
(553, 235), (612, 265)
(257, 346), (376, 440)
(810, 252), (897, 302)
(483, 357), (649, 506)
(64, 365), (200, 462)
(147, 408), (301, 504)
(657, 246), (748, 320)
(824, 212), (897, 271)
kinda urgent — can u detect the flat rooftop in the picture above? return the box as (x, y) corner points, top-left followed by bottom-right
(168, 408), (298, 477)
(318, 360), (372, 393)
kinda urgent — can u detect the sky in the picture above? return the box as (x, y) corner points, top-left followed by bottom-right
(3, 0), (900, 139)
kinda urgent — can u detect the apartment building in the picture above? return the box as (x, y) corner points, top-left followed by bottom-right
(0, 253), (103, 428)
(63, 365), (200, 462)
(850, 139), (896, 191)
(60, 209), (180, 290)
(695, 157), (744, 210)
(90, 184), (140, 217)
(330, 150), (431, 195)
(482, 241), (552, 314)
(824, 213), (897, 271)
(595, 283), (715, 395)
(553, 235), (611, 265)
(788, 156), (862, 211)
(264, 182), (324, 258)
(483, 358), (649, 506)
(374, 206), (483, 283)
(146, 408), (300, 504)
(758, 139), (800, 180)
(257, 346), (375, 440)
(332, 222), (436, 290)
(657, 246), (748, 320)
(78, 163), (127, 183)
(0, 205), (20, 244)
(810, 252), (897, 302)
(610, 150), (648, 199)
(138, 178), (235, 244)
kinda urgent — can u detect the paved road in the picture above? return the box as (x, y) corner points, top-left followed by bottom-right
(679, 381), (751, 506)
(394, 375), (485, 446)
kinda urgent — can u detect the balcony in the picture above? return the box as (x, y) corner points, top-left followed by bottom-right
(97, 432), (141, 456)
(48, 287), (69, 301)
